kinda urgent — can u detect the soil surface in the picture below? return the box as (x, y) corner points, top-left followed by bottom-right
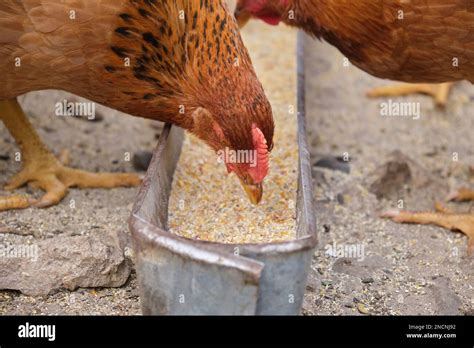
(302, 34), (473, 316)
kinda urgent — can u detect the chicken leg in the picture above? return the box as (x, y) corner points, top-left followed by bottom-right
(367, 83), (454, 108)
(382, 189), (474, 256)
(0, 98), (141, 211)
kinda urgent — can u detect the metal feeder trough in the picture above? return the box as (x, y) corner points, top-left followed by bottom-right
(129, 33), (317, 315)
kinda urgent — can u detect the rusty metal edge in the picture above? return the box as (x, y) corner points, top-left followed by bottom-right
(130, 123), (172, 218)
(131, 217), (263, 285)
(296, 31), (318, 244)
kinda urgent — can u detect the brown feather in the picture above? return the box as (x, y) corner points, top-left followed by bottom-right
(280, 0), (474, 83)
(1, 0), (274, 154)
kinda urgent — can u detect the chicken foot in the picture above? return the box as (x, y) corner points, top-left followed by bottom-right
(382, 189), (474, 256)
(367, 82), (454, 108)
(0, 98), (141, 211)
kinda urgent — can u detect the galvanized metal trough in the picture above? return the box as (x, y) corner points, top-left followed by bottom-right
(129, 33), (317, 315)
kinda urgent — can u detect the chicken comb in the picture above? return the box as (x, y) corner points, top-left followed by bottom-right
(248, 124), (269, 183)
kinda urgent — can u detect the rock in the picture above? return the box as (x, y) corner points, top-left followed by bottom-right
(0, 230), (131, 296)
(314, 156), (350, 174)
(430, 276), (461, 315)
(361, 277), (374, 284)
(367, 150), (433, 199)
(73, 111), (104, 122)
(373, 291), (383, 300)
(336, 193), (345, 205)
(321, 279), (332, 287)
(357, 303), (369, 314)
(133, 151), (153, 171)
(88, 111), (104, 122)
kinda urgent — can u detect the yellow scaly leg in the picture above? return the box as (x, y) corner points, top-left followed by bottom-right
(0, 98), (141, 211)
(367, 82), (454, 108)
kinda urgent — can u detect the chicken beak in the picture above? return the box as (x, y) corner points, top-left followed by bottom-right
(239, 178), (263, 205)
(234, 7), (251, 28)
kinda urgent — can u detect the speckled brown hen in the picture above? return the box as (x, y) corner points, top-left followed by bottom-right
(0, 0), (274, 211)
(235, 0), (474, 255)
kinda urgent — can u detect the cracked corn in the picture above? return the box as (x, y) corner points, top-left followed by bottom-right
(168, 22), (297, 244)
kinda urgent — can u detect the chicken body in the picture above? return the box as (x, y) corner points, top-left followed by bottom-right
(237, 0), (474, 83)
(0, 0), (274, 209)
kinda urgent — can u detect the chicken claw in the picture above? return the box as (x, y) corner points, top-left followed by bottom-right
(0, 195), (35, 212)
(0, 98), (141, 211)
(381, 203), (474, 256)
(367, 82), (454, 108)
(3, 160), (141, 209)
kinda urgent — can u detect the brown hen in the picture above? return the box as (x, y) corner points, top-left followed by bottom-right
(235, 0), (474, 105)
(0, 0), (274, 210)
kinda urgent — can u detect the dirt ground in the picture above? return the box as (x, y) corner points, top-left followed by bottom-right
(0, 90), (151, 314)
(1, 28), (472, 314)
(302, 35), (473, 315)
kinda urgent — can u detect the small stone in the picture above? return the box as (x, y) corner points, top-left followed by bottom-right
(314, 156), (350, 174)
(336, 193), (345, 205)
(357, 303), (369, 314)
(133, 151), (153, 171)
(362, 277), (374, 284)
(86, 111), (104, 122)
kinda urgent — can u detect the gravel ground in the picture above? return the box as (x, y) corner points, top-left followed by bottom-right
(1, 20), (472, 315)
(302, 35), (473, 316)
